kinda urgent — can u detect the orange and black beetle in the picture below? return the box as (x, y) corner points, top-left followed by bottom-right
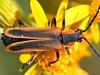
(1, 5), (100, 71)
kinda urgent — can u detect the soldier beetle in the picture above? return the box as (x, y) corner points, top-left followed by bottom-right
(1, 6), (100, 71)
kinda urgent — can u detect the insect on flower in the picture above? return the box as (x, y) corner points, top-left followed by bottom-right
(0, 5), (100, 72)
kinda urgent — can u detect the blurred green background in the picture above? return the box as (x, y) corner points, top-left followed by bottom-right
(0, 0), (100, 75)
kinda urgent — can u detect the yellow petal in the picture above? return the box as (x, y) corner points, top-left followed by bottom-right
(24, 63), (42, 75)
(56, 0), (68, 16)
(69, 15), (90, 30)
(19, 52), (33, 64)
(28, 13), (35, 22)
(56, 0), (68, 28)
(79, 16), (90, 30)
(72, 42), (80, 52)
(90, 22), (99, 43)
(65, 5), (90, 27)
(0, 0), (20, 26)
(19, 52), (42, 64)
(0, 15), (10, 27)
(30, 0), (48, 27)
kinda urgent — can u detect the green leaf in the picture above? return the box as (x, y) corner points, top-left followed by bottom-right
(41, 71), (51, 75)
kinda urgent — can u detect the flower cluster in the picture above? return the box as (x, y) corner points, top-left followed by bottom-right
(0, 0), (20, 33)
(22, 0), (100, 75)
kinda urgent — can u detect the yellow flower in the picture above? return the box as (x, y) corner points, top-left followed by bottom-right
(30, 0), (48, 27)
(19, 0), (100, 75)
(0, 0), (20, 32)
(89, 0), (100, 43)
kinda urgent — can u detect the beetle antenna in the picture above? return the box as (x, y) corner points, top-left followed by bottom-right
(83, 5), (100, 32)
(82, 37), (100, 57)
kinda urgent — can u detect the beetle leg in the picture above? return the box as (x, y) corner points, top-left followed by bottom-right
(62, 18), (65, 30)
(51, 18), (56, 28)
(18, 64), (26, 72)
(48, 50), (59, 66)
(18, 52), (36, 72)
(26, 52), (36, 65)
(47, 20), (51, 27)
(65, 47), (70, 55)
(17, 20), (30, 27)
